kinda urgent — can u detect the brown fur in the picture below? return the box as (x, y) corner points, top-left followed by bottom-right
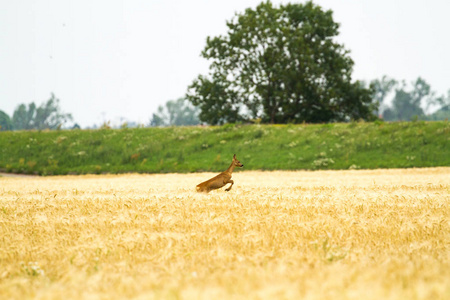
(196, 154), (244, 193)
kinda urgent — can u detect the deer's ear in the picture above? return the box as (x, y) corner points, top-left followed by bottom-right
(233, 154), (236, 159)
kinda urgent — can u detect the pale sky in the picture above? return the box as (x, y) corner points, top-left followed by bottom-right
(1, 0), (449, 128)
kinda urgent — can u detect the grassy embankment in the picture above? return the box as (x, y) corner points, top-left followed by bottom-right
(0, 121), (448, 175)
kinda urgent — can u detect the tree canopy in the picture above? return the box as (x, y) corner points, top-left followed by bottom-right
(187, 1), (376, 124)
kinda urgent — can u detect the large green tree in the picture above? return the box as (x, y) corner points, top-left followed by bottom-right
(12, 94), (73, 130)
(187, 1), (376, 124)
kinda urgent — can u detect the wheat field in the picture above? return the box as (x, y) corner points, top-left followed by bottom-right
(1, 168), (449, 299)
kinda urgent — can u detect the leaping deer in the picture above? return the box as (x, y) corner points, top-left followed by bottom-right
(196, 154), (244, 193)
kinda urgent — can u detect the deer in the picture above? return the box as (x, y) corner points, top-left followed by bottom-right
(196, 154), (244, 193)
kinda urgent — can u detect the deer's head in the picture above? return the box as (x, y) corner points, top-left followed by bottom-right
(233, 154), (244, 167)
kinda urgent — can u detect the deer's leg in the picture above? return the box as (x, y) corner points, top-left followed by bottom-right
(225, 180), (234, 192)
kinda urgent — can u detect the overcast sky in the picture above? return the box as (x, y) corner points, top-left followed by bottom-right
(1, 0), (449, 127)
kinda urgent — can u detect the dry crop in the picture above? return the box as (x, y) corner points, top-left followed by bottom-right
(1, 168), (449, 299)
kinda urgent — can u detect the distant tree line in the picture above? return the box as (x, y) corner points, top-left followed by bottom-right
(371, 76), (450, 121)
(0, 94), (73, 131)
(2, 77), (448, 132)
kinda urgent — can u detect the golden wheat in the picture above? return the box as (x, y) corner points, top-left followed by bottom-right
(0, 168), (449, 299)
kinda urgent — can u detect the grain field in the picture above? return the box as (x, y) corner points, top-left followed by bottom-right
(1, 168), (449, 299)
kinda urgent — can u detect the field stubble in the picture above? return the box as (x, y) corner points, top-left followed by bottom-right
(0, 168), (449, 299)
